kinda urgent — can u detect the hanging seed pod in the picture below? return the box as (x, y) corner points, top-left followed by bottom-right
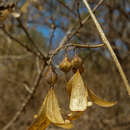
(72, 64), (84, 73)
(45, 65), (57, 85)
(71, 54), (82, 70)
(59, 56), (72, 73)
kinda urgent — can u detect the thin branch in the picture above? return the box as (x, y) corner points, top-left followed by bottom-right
(76, 0), (82, 25)
(0, 54), (32, 60)
(2, 58), (45, 130)
(83, 0), (130, 95)
(5, 79), (32, 94)
(48, 18), (56, 52)
(16, 18), (47, 61)
(48, 0), (104, 64)
(22, 81), (33, 94)
(49, 29), (55, 50)
(56, 0), (77, 16)
(48, 43), (104, 64)
(67, 43), (105, 48)
(1, 26), (44, 60)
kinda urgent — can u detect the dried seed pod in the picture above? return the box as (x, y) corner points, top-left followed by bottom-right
(68, 70), (88, 111)
(72, 64), (84, 73)
(59, 56), (71, 73)
(87, 88), (117, 107)
(71, 54), (82, 69)
(45, 65), (57, 85)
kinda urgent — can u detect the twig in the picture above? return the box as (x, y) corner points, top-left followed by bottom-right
(16, 18), (47, 61)
(48, 19), (56, 52)
(23, 82), (33, 94)
(76, 0), (82, 25)
(0, 54), (32, 60)
(83, 0), (130, 95)
(56, 0), (77, 16)
(67, 43), (105, 48)
(65, 0), (104, 42)
(48, 43), (104, 64)
(1, 26), (44, 61)
(48, 0), (104, 64)
(49, 29), (55, 50)
(2, 58), (45, 130)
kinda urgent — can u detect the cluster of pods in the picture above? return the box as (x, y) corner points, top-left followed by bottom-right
(29, 53), (117, 130)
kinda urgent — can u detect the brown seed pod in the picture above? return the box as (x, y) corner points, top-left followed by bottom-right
(45, 65), (57, 85)
(59, 56), (71, 73)
(72, 64), (84, 73)
(71, 54), (82, 69)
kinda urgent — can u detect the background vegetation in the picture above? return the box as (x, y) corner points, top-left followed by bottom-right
(0, 0), (130, 130)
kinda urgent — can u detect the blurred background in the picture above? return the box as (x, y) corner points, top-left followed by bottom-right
(0, 0), (130, 130)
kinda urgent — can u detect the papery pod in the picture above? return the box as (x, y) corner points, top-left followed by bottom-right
(71, 54), (82, 69)
(66, 74), (75, 94)
(69, 70), (88, 111)
(28, 118), (50, 130)
(67, 111), (84, 121)
(66, 68), (85, 94)
(59, 56), (72, 73)
(28, 93), (50, 130)
(46, 88), (65, 124)
(87, 88), (117, 107)
(56, 120), (73, 129)
(44, 65), (57, 85)
(45, 88), (73, 129)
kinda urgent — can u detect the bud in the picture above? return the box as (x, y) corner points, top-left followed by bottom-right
(45, 65), (57, 85)
(59, 56), (71, 73)
(71, 54), (83, 70)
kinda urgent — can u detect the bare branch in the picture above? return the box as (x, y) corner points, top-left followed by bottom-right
(0, 54), (32, 60)
(0, 25), (48, 65)
(2, 58), (45, 130)
(48, 18), (56, 52)
(16, 18), (47, 61)
(67, 43), (105, 48)
(48, 0), (104, 64)
(56, 0), (77, 16)
(83, 0), (130, 95)
(1, 26), (42, 59)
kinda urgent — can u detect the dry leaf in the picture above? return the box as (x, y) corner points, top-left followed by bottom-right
(88, 88), (117, 107)
(69, 70), (88, 111)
